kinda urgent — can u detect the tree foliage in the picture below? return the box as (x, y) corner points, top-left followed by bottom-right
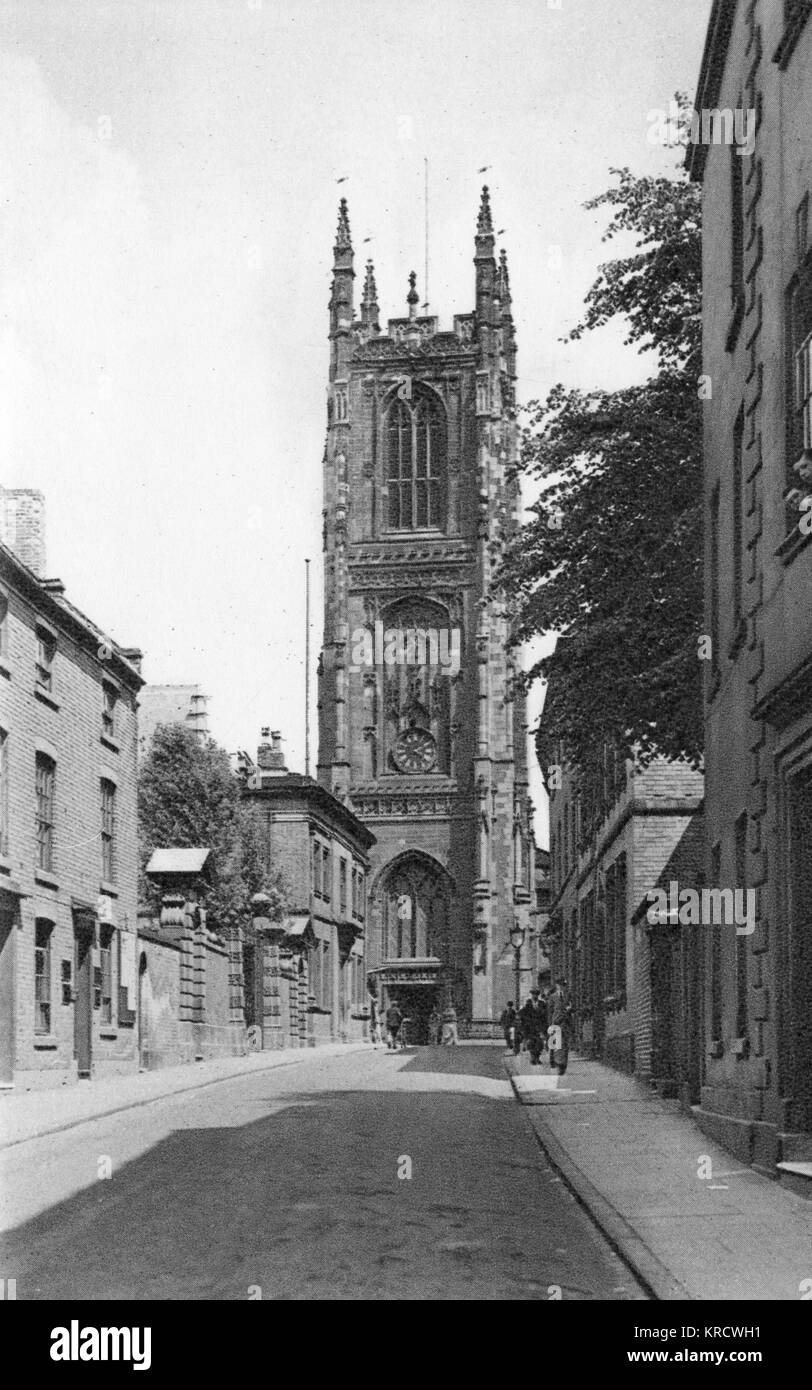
(138, 724), (287, 934)
(500, 149), (703, 772)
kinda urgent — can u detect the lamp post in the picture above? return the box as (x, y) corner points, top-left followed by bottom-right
(510, 921), (526, 1010)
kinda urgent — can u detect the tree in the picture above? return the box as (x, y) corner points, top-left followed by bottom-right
(500, 139), (703, 772)
(138, 724), (287, 934)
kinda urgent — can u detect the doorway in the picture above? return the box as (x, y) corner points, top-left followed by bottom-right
(390, 985), (439, 1045)
(74, 919), (93, 1078)
(0, 907), (15, 1084)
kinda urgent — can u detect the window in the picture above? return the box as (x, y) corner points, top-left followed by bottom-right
(732, 408), (745, 629)
(36, 627), (56, 694)
(735, 814), (748, 1039)
(0, 729), (8, 856)
(35, 920), (52, 1034)
(709, 483), (720, 675)
(100, 779), (116, 883)
(730, 142), (745, 309)
(99, 927), (113, 1026)
(102, 684), (117, 740)
(0, 590), (7, 660)
(340, 858), (348, 915)
(312, 839), (321, 898)
(322, 845), (332, 902)
(787, 254), (812, 481)
(386, 393), (446, 531)
(35, 753), (56, 873)
(710, 843), (722, 1042)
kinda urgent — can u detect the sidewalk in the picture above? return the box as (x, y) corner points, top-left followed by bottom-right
(506, 1050), (812, 1301)
(0, 1042), (370, 1151)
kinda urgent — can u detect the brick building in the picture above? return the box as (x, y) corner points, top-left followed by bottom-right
(241, 731), (375, 1047)
(542, 699), (703, 1093)
(316, 192), (535, 1039)
(688, 0), (812, 1179)
(0, 534), (143, 1089)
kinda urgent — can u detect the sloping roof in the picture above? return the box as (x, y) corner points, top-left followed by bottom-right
(146, 848), (211, 875)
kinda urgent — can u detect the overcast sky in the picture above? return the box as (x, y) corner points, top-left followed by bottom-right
(0, 0), (711, 839)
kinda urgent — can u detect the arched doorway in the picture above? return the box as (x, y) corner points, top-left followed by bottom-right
(372, 855), (451, 1043)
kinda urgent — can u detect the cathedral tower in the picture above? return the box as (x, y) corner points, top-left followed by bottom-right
(317, 190), (534, 1035)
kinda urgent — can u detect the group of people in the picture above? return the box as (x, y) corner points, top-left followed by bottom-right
(367, 997), (460, 1050)
(500, 981), (572, 1074)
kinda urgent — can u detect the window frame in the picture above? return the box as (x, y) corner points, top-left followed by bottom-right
(385, 393), (447, 533)
(100, 778), (117, 884)
(99, 926), (114, 1027)
(35, 752), (56, 874)
(0, 588), (8, 662)
(35, 625), (56, 695)
(34, 919), (52, 1035)
(0, 728), (8, 857)
(101, 682), (118, 742)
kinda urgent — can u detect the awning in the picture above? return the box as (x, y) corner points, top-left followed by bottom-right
(283, 914), (316, 948)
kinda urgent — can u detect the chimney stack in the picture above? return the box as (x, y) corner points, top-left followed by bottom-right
(256, 729), (288, 776)
(0, 486), (46, 575)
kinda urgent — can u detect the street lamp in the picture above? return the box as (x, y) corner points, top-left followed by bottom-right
(509, 921), (526, 1010)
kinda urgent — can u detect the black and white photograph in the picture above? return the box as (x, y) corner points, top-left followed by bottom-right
(0, 0), (811, 1346)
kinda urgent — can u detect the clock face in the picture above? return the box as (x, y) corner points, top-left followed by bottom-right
(393, 728), (437, 774)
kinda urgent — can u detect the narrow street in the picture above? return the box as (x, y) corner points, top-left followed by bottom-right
(0, 1046), (645, 1301)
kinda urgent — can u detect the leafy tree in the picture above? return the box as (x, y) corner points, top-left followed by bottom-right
(138, 724), (287, 934)
(500, 137), (703, 773)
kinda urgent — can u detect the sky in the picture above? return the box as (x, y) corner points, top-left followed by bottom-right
(0, 0), (711, 842)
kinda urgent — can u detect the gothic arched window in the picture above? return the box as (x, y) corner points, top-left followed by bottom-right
(382, 858), (449, 961)
(386, 391), (446, 531)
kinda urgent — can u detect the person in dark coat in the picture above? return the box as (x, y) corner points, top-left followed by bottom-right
(547, 980), (572, 1075)
(519, 989), (546, 1065)
(499, 1001), (517, 1052)
(385, 1001), (403, 1051)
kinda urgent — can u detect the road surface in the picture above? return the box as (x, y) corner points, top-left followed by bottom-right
(0, 1044), (646, 1300)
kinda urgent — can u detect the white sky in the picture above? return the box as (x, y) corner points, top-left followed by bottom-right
(0, 0), (711, 843)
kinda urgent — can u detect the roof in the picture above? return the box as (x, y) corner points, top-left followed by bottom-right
(0, 539), (143, 690)
(146, 848), (211, 876)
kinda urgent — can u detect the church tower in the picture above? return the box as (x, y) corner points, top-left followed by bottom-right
(317, 190), (534, 1035)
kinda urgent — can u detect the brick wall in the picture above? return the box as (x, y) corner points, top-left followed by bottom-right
(0, 546), (142, 1089)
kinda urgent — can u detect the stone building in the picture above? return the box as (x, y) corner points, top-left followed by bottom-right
(542, 697), (703, 1093)
(138, 684), (209, 759)
(688, 0), (812, 1182)
(0, 534), (143, 1088)
(241, 731), (374, 1047)
(316, 191), (535, 1039)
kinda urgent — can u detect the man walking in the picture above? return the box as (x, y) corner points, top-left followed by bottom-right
(519, 988), (546, 1065)
(547, 979), (572, 1076)
(499, 1001), (517, 1053)
(385, 1000), (403, 1051)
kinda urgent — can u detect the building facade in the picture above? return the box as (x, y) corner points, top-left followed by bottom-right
(138, 684), (209, 759)
(689, 0), (812, 1177)
(317, 192), (534, 1039)
(543, 731), (704, 1094)
(242, 732), (374, 1048)
(0, 538), (143, 1088)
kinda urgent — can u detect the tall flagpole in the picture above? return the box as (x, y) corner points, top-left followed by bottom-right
(305, 557), (311, 778)
(424, 156), (429, 311)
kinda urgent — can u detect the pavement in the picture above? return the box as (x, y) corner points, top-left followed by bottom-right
(0, 1044), (645, 1300)
(0, 1043), (369, 1151)
(507, 1049), (812, 1301)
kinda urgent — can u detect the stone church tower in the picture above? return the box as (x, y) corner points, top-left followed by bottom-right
(317, 189), (534, 1036)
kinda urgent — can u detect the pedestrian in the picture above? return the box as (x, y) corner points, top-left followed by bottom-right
(499, 1001), (517, 1052)
(428, 1004), (441, 1046)
(441, 1001), (459, 1045)
(519, 988), (546, 1065)
(547, 979), (572, 1076)
(368, 993), (380, 1048)
(385, 1000), (403, 1051)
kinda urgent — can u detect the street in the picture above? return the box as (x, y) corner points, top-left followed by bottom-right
(0, 1045), (645, 1301)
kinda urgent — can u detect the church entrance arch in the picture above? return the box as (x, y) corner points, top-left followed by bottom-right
(371, 854), (452, 1043)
